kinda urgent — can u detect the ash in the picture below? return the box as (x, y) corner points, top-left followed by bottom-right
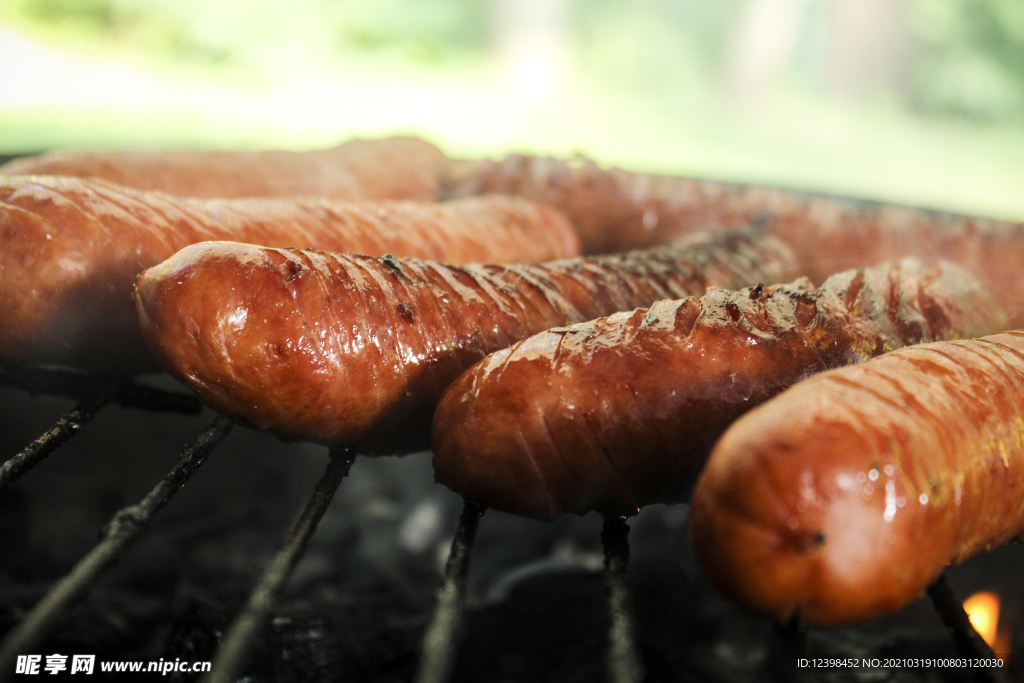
(1, 382), (1021, 682)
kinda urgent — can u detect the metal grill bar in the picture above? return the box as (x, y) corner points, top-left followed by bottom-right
(0, 363), (202, 414)
(413, 499), (485, 683)
(602, 515), (644, 683)
(927, 574), (1008, 683)
(0, 416), (232, 677)
(0, 391), (111, 494)
(203, 446), (357, 683)
(1, 365), (203, 494)
(774, 618), (812, 683)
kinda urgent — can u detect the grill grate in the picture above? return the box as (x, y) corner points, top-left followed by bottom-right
(0, 394), (109, 494)
(928, 575), (1007, 683)
(0, 364), (1014, 683)
(414, 499), (485, 683)
(205, 447), (356, 683)
(0, 364), (201, 493)
(0, 415), (231, 676)
(602, 515), (644, 683)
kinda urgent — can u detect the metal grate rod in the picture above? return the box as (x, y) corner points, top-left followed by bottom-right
(203, 446), (357, 683)
(774, 617), (812, 683)
(0, 416), (232, 676)
(602, 515), (645, 683)
(413, 499), (485, 683)
(0, 363), (201, 414)
(0, 391), (112, 494)
(927, 574), (1009, 683)
(1, 367), (203, 494)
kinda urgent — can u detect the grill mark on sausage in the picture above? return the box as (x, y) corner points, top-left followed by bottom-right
(541, 414), (587, 511)
(2, 176), (583, 373)
(691, 331), (1024, 628)
(432, 259), (1006, 519)
(138, 229), (796, 451)
(515, 423), (560, 521)
(582, 412), (640, 512)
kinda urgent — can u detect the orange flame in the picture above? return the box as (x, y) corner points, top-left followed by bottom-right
(963, 592), (1000, 650)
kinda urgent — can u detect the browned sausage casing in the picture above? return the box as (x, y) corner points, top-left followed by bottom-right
(135, 229), (796, 453)
(0, 176), (579, 375)
(444, 155), (1024, 326)
(0, 137), (448, 200)
(690, 331), (1024, 628)
(431, 260), (1007, 521)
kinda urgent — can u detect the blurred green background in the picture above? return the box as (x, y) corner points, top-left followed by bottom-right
(1, 0), (1023, 219)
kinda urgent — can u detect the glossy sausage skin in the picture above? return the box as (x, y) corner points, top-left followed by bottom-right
(135, 229), (796, 453)
(432, 260), (1007, 521)
(444, 154), (1024, 326)
(0, 137), (448, 200)
(690, 331), (1024, 628)
(0, 176), (579, 375)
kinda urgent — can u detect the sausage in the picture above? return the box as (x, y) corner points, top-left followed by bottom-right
(442, 154), (710, 254)
(134, 229), (796, 453)
(443, 155), (1024, 326)
(431, 260), (1007, 521)
(690, 331), (1024, 628)
(0, 137), (449, 200)
(0, 176), (579, 375)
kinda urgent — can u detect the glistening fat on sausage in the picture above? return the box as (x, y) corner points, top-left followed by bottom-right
(0, 176), (579, 375)
(431, 260), (1007, 521)
(0, 136), (449, 200)
(690, 331), (1024, 628)
(135, 229), (796, 453)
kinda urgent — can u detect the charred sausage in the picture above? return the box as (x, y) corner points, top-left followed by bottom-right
(690, 331), (1024, 628)
(0, 176), (579, 374)
(444, 154), (1024, 326)
(431, 260), (1007, 521)
(0, 137), (448, 200)
(135, 229), (796, 453)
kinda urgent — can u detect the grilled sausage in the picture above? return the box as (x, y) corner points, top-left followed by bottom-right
(135, 229), (796, 453)
(0, 137), (448, 200)
(444, 155), (1024, 326)
(690, 331), (1024, 628)
(431, 260), (1007, 521)
(0, 176), (579, 375)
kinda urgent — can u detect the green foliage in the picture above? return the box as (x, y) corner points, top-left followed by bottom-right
(911, 0), (1024, 120)
(4, 0), (1024, 121)
(0, 0), (489, 66)
(573, 0), (742, 110)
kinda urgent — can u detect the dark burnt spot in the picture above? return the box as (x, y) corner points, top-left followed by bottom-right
(380, 254), (405, 275)
(397, 302), (416, 322)
(285, 260), (303, 282)
(790, 531), (826, 553)
(749, 283), (764, 300)
(725, 302), (742, 323)
(276, 345), (284, 355)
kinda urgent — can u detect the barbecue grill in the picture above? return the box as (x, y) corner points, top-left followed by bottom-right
(1, 359), (1021, 683)
(0, 155), (1022, 683)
